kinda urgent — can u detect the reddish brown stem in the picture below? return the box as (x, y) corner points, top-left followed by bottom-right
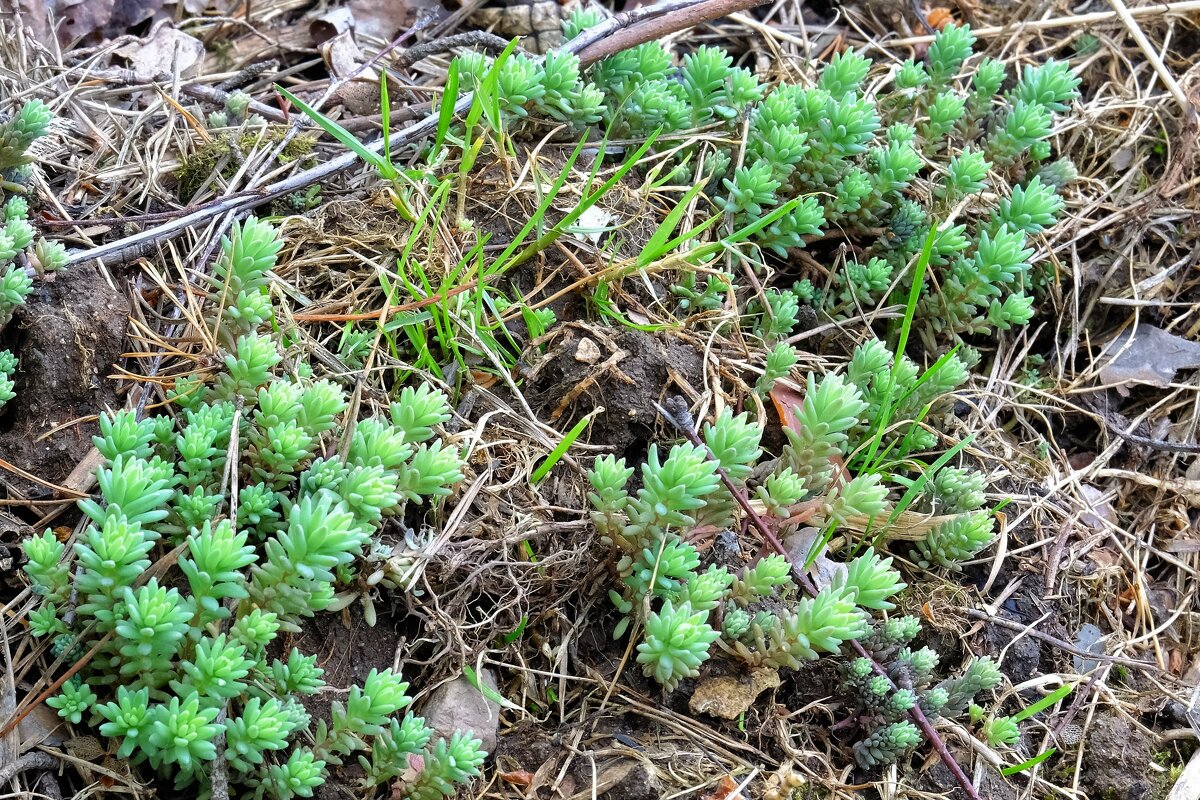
(0, 631), (113, 740)
(574, 0), (775, 66)
(655, 400), (984, 800)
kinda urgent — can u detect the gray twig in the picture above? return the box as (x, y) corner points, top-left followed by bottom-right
(395, 31), (516, 67)
(0, 751), (58, 788)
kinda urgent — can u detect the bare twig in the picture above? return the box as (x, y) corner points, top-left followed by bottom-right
(884, 0), (1200, 44)
(395, 31), (515, 67)
(964, 610), (1166, 674)
(655, 397), (984, 800)
(0, 751), (58, 789)
(572, 0), (772, 64)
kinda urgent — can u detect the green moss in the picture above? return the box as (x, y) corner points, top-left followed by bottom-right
(175, 128), (317, 200)
(175, 137), (236, 199)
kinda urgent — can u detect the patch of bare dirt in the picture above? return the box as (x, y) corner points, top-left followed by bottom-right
(0, 263), (128, 496)
(525, 326), (705, 459)
(1077, 714), (1157, 800)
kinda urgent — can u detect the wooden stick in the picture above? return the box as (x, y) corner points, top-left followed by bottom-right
(883, 0), (1200, 45)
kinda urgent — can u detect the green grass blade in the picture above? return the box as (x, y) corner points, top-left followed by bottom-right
(1010, 684), (1074, 724)
(466, 39), (517, 137)
(893, 225), (937, 360)
(890, 344), (962, 413)
(887, 435), (974, 523)
(656, 213), (723, 260)
(685, 198), (803, 263)
(503, 131), (661, 271)
(380, 75), (392, 166)
(276, 85), (396, 180)
(1001, 748), (1057, 776)
(498, 615), (528, 645)
(639, 181), (707, 268)
(532, 414), (592, 483)
(858, 225), (938, 471)
(490, 135), (589, 269)
(462, 664), (524, 712)
(433, 60), (460, 156)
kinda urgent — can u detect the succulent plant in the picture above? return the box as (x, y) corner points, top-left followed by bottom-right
(21, 219), (482, 800)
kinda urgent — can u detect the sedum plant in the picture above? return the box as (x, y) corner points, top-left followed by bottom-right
(910, 463), (996, 569)
(587, 340), (994, 687)
(844, 618), (1004, 767)
(587, 389), (903, 691)
(0, 347), (15, 412)
(451, 14), (1080, 340)
(21, 219), (482, 799)
(587, 337), (1003, 768)
(0, 99), (68, 410)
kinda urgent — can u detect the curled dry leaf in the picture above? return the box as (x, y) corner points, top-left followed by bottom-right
(499, 770), (535, 787)
(114, 22), (206, 81)
(927, 7), (955, 29)
(700, 774), (744, 800)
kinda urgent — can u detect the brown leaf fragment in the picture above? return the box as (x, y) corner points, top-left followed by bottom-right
(1098, 324), (1200, 389)
(701, 774), (744, 800)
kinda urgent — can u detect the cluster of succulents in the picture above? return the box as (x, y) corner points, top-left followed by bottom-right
(912, 463), (997, 569)
(452, 12), (1080, 339)
(0, 98), (69, 411)
(21, 219), (484, 799)
(206, 90), (265, 129)
(586, 337), (1006, 766)
(588, 340), (988, 668)
(587, 381), (893, 691)
(845, 616), (1004, 766)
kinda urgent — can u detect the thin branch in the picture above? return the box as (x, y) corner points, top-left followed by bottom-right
(655, 397), (984, 800)
(395, 31), (516, 67)
(964, 609), (1165, 674)
(0, 751), (58, 788)
(572, 0), (773, 65)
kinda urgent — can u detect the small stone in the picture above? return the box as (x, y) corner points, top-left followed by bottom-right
(421, 670), (501, 754)
(689, 669), (781, 720)
(575, 337), (601, 364)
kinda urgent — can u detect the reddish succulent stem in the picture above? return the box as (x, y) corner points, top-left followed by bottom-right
(657, 401), (983, 800)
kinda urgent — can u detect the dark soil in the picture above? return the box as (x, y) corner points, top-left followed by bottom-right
(525, 326), (705, 461)
(0, 263), (129, 496)
(918, 751), (1020, 800)
(496, 720), (664, 800)
(1076, 714), (1157, 800)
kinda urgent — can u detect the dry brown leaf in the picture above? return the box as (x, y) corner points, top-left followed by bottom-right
(768, 382), (803, 433)
(926, 7), (954, 30)
(499, 770), (535, 787)
(700, 774), (744, 800)
(349, 0), (446, 43)
(689, 669), (781, 721)
(1097, 323), (1200, 390)
(114, 22), (205, 80)
(17, 0), (111, 46)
